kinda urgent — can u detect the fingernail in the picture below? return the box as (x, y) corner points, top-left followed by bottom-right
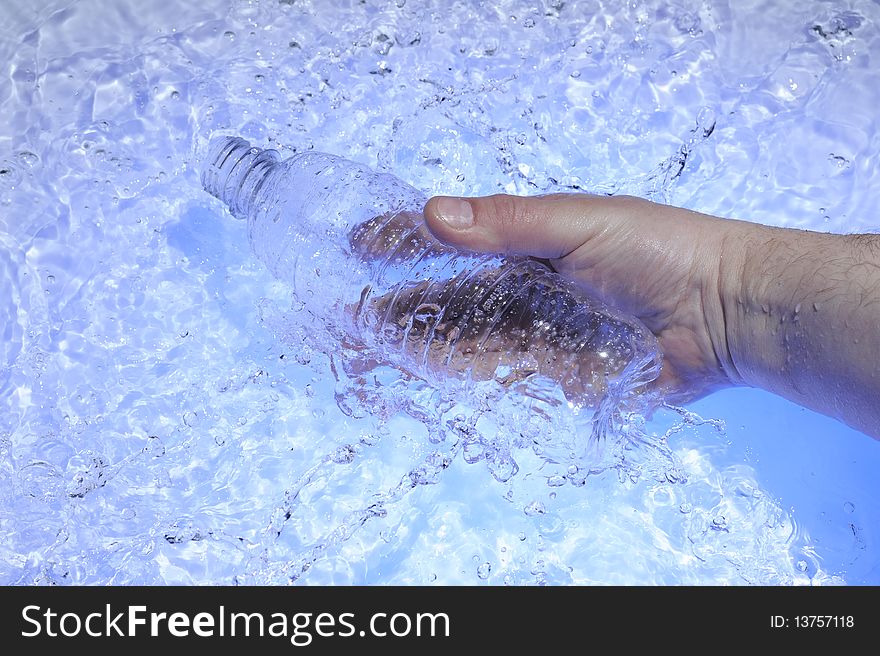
(435, 197), (473, 229)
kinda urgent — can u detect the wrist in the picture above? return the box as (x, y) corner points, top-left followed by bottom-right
(716, 223), (856, 398)
(706, 220), (753, 389)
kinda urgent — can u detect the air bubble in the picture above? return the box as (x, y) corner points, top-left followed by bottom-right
(476, 562), (491, 579)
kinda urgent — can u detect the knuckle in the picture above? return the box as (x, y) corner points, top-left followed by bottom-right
(485, 193), (518, 222)
(485, 194), (525, 253)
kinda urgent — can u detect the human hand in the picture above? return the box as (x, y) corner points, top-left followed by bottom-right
(423, 193), (743, 404)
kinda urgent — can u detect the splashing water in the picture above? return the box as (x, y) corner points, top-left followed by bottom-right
(2, 0), (878, 585)
(199, 134), (664, 452)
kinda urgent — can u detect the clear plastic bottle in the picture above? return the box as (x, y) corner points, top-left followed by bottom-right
(200, 135), (662, 413)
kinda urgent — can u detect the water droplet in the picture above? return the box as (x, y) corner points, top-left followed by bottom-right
(679, 503), (692, 514)
(144, 435), (165, 458)
(524, 500), (546, 516)
(518, 532), (527, 541)
(17, 151), (39, 167)
(224, 30), (236, 40)
(547, 474), (566, 487)
(462, 439), (484, 464)
(476, 562), (491, 579)
(170, 90), (180, 100)
(331, 444), (356, 464)
(844, 501), (855, 514)
(487, 452), (518, 482)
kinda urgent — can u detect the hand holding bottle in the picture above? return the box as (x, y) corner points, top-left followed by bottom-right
(423, 193), (880, 439)
(201, 136), (662, 417)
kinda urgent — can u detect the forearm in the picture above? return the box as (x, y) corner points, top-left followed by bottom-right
(719, 222), (880, 438)
(422, 191), (879, 436)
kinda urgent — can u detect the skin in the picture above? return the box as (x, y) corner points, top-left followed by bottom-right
(347, 209), (648, 408)
(421, 193), (880, 440)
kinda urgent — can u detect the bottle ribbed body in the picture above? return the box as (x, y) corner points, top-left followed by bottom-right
(201, 135), (661, 409)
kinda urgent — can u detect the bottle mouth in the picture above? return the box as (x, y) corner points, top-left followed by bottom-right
(201, 135), (280, 219)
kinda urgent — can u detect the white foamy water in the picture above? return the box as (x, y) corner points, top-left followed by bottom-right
(1, 0), (878, 585)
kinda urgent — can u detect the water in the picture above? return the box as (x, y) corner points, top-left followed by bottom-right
(200, 135), (661, 431)
(2, 0), (879, 585)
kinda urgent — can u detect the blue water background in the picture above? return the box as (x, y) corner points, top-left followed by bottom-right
(1, 0), (878, 584)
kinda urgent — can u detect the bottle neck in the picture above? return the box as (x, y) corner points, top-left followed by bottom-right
(201, 136), (281, 219)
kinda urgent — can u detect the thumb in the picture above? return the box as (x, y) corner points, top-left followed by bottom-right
(422, 193), (597, 260)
